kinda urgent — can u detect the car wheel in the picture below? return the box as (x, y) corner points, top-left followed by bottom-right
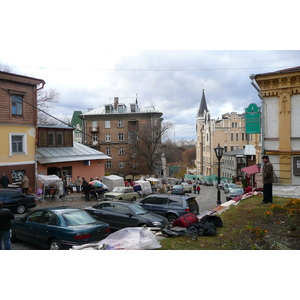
(132, 196), (136, 201)
(49, 239), (62, 250)
(166, 214), (178, 224)
(16, 205), (26, 214)
(118, 197), (123, 200)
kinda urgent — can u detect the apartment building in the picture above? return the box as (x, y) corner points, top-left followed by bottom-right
(0, 71), (45, 190)
(80, 97), (163, 177)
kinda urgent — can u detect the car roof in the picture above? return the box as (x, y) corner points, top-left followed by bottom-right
(144, 193), (195, 200)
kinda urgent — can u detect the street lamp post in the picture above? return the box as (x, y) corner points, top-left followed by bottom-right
(214, 143), (224, 205)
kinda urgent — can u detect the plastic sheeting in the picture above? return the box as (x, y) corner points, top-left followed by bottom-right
(98, 227), (161, 250)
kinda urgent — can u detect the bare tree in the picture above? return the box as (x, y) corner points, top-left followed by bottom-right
(0, 63), (13, 72)
(37, 89), (60, 125)
(135, 121), (173, 176)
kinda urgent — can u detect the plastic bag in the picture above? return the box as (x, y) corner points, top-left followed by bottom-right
(97, 227), (161, 250)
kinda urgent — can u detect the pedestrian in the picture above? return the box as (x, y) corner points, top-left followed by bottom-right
(21, 175), (30, 194)
(0, 173), (9, 188)
(75, 176), (81, 193)
(82, 184), (92, 201)
(197, 185), (201, 194)
(193, 184), (196, 194)
(261, 155), (273, 204)
(0, 201), (15, 250)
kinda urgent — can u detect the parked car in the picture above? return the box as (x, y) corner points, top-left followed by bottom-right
(104, 187), (138, 201)
(0, 188), (37, 214)
(226, 188), (244, 201)
(223, 183), (239, 194)
(181, 182), (193, 193)
(171, 185), (185, 195)
(204, 180), (213, 186)
(139, 194), (199, 223)
(85, 201), (169, 230)
(10, 207), (111, 250)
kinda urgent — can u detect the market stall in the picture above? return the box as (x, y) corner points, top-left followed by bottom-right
(37, 174), (62, 199)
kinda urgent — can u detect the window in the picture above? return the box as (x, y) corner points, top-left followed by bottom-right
(118, 120), (124, 127)
(106, 147), (111, 155)
(119, 162), (125, 169)
(115, 204), (130, 214)
(105, 121), (111, 128)
(242, 133), (245, 141)
(231, 146), (234, 151)
(105, 134), (111, 142)
(106, 161), (112, 169)
(11, 94), (23, 116)
(9, 133), (27, 156)
(48, 132), (55, 147)
(118, 133), (124, 141)
(57, 132), (64, 146)
(105, 105), (112, 113)
(118, 147), (124, 155)
(231, 133), (233, 141)
(117, 105), (124, 113)
(236, 133), (238, 141)
(130, 104), (136, 112)
(92, 134), (98, 142)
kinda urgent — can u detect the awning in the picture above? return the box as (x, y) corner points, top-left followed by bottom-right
(241, 165), (261, 175)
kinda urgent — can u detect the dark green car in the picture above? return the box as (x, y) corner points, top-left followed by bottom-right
(11, 207), (111, 250)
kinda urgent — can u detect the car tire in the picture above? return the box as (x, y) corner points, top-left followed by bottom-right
(166, 214), (178, 224)
(132, 196), (136, 201)
(49, 239), (62, 250)
(16, 205), (26, 214)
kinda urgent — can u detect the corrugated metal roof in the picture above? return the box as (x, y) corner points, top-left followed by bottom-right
(37, 142), (111, 164)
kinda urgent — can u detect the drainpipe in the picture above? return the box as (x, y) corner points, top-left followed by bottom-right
(35, 81), (46, 192)
(250, 74), (265, 161)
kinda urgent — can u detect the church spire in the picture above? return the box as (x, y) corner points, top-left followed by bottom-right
(198, 89), (208, 116)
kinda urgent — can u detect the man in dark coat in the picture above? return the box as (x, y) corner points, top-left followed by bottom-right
(0, 201), (15, 250)
(262, 155), (274, 204)
(0, 173), (9, 188)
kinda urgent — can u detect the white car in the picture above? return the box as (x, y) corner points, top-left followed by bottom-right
(104, 187), (138, 201)
(223, 183), (238, 194)
(181, 182), (193, 193)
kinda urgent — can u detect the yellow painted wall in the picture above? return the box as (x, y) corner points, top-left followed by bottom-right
(0, 125), (36, 163)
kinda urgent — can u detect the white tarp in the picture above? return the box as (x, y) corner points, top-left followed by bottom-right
(102, 175), (124, 191)
(134, 180), (152, 195)
(37, 174), (61, 187)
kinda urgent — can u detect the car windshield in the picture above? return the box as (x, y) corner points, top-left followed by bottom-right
(112, 187), (124, 193)
(62, 210), (96, 226)
(230, 188), (243, 193)
(129, 203), (148, 215)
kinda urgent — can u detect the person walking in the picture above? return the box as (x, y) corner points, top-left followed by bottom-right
(21, 175), (30, 194)
(0, 201), (15, 250)
(261, 155), (274, 204)
(197, 185), (201, 194)
(0, 173), (9, 188)
(193, 184), (196, 194)
(75, 176), (81, 193)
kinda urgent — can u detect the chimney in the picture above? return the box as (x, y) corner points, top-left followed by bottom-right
(114, 97), (119, 109)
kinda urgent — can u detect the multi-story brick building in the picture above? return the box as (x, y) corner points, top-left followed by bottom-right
(196, 90), (255, 179)
(0, 71), (45, 190)
(80, 97), (163, 177)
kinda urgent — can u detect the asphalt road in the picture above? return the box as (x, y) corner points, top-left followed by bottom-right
(8, 185), (227, 250)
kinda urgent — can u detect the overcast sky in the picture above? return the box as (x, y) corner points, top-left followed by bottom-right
(1, 1), (299, 141)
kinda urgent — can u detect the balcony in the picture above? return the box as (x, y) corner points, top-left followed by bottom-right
(89, 127), (99, 133)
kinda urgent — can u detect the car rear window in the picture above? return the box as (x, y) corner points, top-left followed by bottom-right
(63, 210), (96, 226)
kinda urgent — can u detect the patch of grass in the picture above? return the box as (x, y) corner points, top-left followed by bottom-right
(160, 195), (300, 250)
